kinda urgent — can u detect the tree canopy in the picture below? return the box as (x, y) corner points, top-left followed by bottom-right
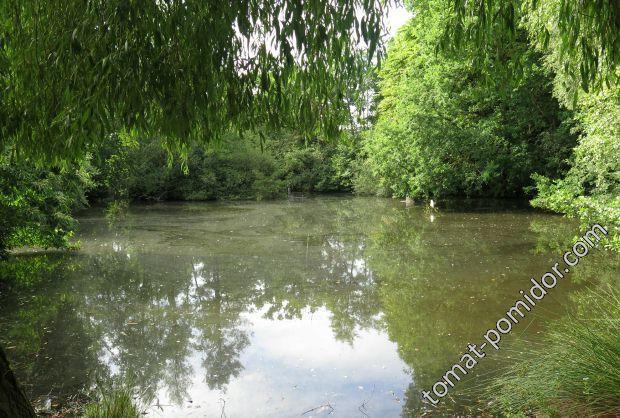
(442, 0), (620, 93)
(361, 0), (575, 199)
(0, 0), (391, 162)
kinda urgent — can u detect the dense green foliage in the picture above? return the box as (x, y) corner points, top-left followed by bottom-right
(1, 0), (617, 255)
(0, 0), (388, 161)
(488, 287), (620, 416)
(433, 0), (620, 246)
(521, 0), (620, 250)
(358, 2), (575, 198)
(354, 0), (619, 251)
(89, 131), (358, 203)
(1, 0), (616, 254)
(0, 0), (388, 255)
(0, 155), (91, 258)
(445, 0), (620, 93)
(531, 88), (620, 250)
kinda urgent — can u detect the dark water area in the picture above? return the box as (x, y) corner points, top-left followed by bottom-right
(1, 197), (617, 417)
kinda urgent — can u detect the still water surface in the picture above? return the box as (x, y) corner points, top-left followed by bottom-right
(0, 197), (615, 416)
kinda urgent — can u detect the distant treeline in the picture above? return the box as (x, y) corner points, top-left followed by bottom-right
(88, 130), (361, 202)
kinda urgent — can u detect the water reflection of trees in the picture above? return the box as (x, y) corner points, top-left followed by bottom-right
(189, 261), (250, 391)
(362, 202), (620, 416)
(0, 212), (382, 409)
(2, 198), (617, 417)
(0, 255), (100, 408)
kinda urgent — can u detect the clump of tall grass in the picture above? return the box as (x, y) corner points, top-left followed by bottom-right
(487, 287), (620, 417)
(83, 387), (141, 418)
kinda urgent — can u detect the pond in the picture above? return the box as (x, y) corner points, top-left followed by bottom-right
(0, 197), (616, 417)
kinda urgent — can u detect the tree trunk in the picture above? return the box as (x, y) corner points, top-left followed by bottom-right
(0, 344), (36, 418)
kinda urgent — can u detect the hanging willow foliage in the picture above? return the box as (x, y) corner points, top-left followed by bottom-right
(442, 0), (620, 93)
(0, 0), (391, 162)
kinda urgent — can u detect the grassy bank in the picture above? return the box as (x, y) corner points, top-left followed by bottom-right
(487, 287), (620, 417)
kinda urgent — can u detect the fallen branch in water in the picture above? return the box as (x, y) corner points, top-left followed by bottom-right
(301, 403), (334, 415)
(219, 398), (227, 418)
(358, 385), (375, 417)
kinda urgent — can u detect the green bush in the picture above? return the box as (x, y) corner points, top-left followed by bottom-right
(532, 89), (620, 250)
(0, 154), (92, 258)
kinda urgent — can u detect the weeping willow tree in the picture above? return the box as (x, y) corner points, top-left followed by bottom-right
(443, 0), (620, 93)
(0, 0), (392, 162)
